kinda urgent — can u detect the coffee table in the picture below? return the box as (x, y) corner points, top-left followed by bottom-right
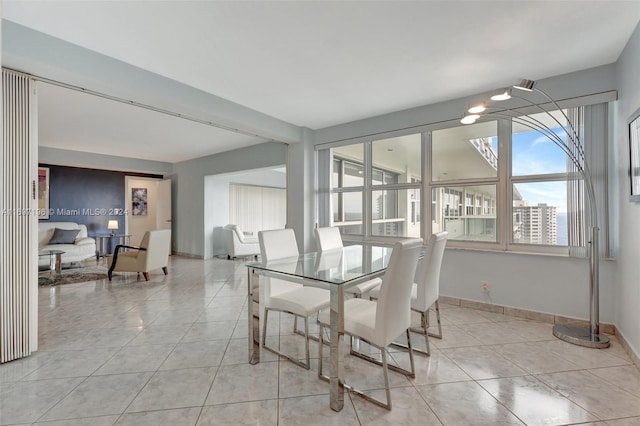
(38, 249), (65, 275)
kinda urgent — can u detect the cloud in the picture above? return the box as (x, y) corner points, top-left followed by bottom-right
(531, 129), (566, 147)
(516, 182), (567, 213)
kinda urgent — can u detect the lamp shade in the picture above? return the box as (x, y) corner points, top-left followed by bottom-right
(107, 220), (119, 231)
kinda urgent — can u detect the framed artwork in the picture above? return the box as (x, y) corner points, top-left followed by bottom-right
(629, 106), (640, 202)
(132, 187), (148, 215)
(38, 167), (49, 219)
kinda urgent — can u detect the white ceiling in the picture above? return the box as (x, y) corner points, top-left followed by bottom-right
(3, 0), (640, 163)
(37, 82), (269, 162)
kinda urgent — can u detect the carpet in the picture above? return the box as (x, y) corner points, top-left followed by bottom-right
(38, 263), (109, 286)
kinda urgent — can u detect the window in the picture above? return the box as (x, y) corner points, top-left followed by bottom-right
(432, 185), (497, 242)
(332, 144), (365, 235)
(431, 121), (498, 244)
(319, 102), (608, 255)
(511, 110), (571, 248)
(432, 121), (498, 181)
(328, 134), (422, 239)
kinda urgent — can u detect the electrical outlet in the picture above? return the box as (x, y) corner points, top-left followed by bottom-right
(481, 281), (490, 292)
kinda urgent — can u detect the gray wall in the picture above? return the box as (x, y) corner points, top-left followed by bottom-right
(205, 168), (286, 259)
(172, 141), (288, 258)
(305, 64), (621, 326)
(614, 21), (640, 360)
(39, 146), (172, 175)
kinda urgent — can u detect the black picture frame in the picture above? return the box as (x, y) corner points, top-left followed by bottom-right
(629, 106), (640, 202)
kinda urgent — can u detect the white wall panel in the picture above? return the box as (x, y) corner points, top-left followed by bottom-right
(1, 69), (38, 363)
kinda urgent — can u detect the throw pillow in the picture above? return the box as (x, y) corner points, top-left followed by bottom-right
(48, 228), (80, 244)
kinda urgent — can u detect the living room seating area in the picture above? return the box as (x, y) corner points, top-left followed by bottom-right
(38, 221), (96, 267)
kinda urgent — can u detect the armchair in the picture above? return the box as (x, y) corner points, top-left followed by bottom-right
(107, 229), (171, 281)
(224, 224), (260, 259)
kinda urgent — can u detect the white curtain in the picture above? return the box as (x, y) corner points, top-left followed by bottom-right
(567, 104), (609, 258)
(229, 184), (286, 233)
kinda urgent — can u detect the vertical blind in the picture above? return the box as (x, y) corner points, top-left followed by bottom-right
(229, 184), (286, 233)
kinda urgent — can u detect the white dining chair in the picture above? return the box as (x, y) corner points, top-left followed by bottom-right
(314, 227), (382, 297)
(258, 228), (330, 369)
(370, 231), (448, 356)
(317, 238), (423, 410)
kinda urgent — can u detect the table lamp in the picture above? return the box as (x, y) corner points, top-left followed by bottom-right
(107, 220), (119, 236)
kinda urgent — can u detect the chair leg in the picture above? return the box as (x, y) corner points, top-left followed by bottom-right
(406, 328), (416, 377)
(343, 341), (393, 410)
(142, 272), (150, 281)
(429, 300), (443, 338)
(318, 323), (324, 379)
(294, 316), (321, 343)
(422, 311), (431, 355)
(304, 316), (310, 368)
(403, 310), (431, 356)
(350, 337), (416, 378)
(162, 266), (168, 275)
(262, 308), (311, 370)
(262, 308), (269, 348)
(381, 349), (392, 410)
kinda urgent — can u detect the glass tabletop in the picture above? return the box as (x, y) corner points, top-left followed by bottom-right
(38, 249), (65, 256)
(246, 244), (393, 285)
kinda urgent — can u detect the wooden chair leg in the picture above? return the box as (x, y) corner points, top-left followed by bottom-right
(142, 272), (150, 281)
(162, 266), (168, 275)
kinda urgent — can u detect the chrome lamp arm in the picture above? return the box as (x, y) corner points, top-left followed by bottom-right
(461, 80), (609, 348)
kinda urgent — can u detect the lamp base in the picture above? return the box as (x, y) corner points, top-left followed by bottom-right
(552, 324), (610, 349)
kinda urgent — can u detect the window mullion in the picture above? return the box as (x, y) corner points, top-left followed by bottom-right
(364, 141), (372, 240)
(498, 117), (511, 250)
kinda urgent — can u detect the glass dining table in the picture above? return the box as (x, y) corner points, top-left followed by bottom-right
(246, 244), (393, 411)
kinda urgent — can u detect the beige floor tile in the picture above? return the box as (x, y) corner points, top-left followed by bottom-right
(126, 367), (216, 412)
(478, 375), (598, 425)
(441, 345), (528, 380)
(416, 381), (524, 425)
(40, 373), (152, 421)
(278, 394), (360, 425)
(116, 407), (200, 425)
(197, 400), (277, 426)
(13, 256), (638, 426)
(33, 415), (120, 425)
(351, 386), (441, 425)
(536, 370), (640, 420)
(0, 377), (83, 424)
(206, 361), (279, 405)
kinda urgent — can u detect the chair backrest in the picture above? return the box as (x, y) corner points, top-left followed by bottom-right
(315, 248), (343, 273)
(374, 238), (423, 346)
(223, 224), (243, 255)
(314, 227), (343, 251)
(258, 228), (299, 262)
(138, 229), (172, 270)
(414, 231), (448, 311)
(224, 224), (245, 242)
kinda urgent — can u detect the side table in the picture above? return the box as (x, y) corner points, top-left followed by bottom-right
(93, 234), (131, 261)
(38, 249), (65, 275)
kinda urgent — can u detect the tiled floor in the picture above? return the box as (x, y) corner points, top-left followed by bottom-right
(2, 256), (640, 425)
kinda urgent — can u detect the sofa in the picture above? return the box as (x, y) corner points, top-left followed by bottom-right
(38, 222), (96, 266)
(224, 224), (260, 259)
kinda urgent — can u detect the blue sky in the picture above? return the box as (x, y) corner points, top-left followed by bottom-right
(506, 127), (569, 212)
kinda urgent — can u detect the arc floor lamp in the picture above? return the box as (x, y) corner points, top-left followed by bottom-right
(461, 79), (609, 349)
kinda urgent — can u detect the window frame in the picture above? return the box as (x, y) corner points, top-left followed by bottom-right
(317, 101), (608, 256)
